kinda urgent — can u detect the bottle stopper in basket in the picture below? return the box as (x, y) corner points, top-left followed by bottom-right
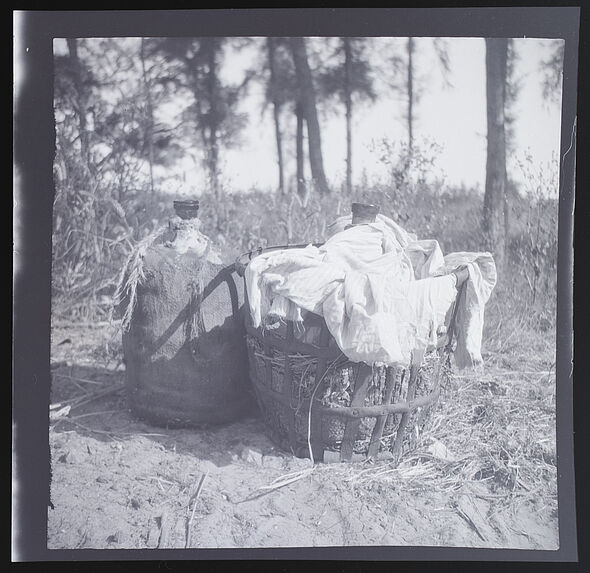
(350, 202), (380, 225)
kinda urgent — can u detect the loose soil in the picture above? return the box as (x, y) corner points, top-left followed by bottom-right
(47, 320), (559, 551)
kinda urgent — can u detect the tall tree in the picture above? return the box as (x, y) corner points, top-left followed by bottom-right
(153, 37), (248, 201)
(267, 37), (285, 196)
(289, 37), (330, 195)
(406, 37), (415, 152)
(203, 37), (221, 198)
(316, 37), (375, 195)
(540, 41), (565, 103)
(503, 39), (522, 240)
(140, 37), (155, 194)
(90, 38), (183, 201)
(389, 37), (452, 153)
(66, 39), (94, 179)
(259, 37), (307, 195)
(295, 101), (306, 197)
(483, 37), (509, 272)
(343, 38), (353, 193)
(54, 38), (144, 299)
(265, 37), (299, 197)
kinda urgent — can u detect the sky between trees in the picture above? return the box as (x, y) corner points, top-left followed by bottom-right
(52, 36), (563, 198)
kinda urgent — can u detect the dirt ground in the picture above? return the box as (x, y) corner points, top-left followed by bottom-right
(47, 320), (559, 552)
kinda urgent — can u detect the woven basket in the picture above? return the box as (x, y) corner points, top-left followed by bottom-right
(237, 245), (463, 464)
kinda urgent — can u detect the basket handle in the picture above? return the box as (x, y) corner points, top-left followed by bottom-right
(184, 263), (243, 360)
(235, 243), (324, 277)
(196, 262), (241, 321)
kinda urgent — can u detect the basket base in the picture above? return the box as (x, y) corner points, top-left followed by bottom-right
(246, 327), (450, 464)
(322, 449), (394, 464)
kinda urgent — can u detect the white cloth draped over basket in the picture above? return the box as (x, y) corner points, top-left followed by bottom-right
(245, 214), (496, 370)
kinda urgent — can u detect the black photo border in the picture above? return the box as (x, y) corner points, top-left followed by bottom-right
(12, 5), (583, 567)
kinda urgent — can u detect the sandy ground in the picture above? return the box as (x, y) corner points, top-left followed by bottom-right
(47, 320), (559, 551)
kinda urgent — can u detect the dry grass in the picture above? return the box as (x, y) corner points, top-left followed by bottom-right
(50, 167), (559, 524)
(112, 225), (167, 330)
(311, 361), (557, 519)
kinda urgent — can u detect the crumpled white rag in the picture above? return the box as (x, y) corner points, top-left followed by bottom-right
(245, 214), (496, 369)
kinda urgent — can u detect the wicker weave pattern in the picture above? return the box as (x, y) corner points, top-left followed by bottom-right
(245, 320), (453, 462)
(240, 245), (461, 463)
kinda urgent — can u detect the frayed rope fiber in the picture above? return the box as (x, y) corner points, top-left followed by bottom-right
(113, 225), (167, 331)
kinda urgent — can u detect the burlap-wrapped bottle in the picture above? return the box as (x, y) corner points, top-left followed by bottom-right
(117, 200), (252, 426)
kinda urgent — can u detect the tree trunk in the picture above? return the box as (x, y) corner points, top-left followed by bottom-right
(66, 38), (93, 178)
(483, 38), (509, 272)
(407, 37), (414, 152)
(289, 37), (330, 195)
(140, 38), (155, 195)
(343, 37), (353, 194)
(296, 100), (306, 197)
(267, 38), (285, 196)
(205, 39), (221, 200)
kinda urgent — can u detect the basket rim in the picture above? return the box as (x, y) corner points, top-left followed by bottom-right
(235, 243), (323, 276)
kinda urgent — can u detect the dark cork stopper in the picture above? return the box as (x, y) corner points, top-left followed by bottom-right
(351, 202), (380, 225)
(173, 200), (200, 220)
